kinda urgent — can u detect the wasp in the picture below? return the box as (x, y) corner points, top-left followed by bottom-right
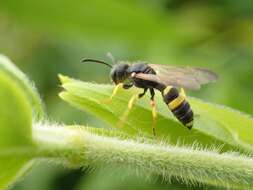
(82, 54), (218, 135)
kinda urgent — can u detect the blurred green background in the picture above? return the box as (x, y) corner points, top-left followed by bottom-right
(0, 0), (252, 189)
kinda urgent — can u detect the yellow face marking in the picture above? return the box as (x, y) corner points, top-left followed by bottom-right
(163, 86), (173, 95)
(168, 95), (185, 110)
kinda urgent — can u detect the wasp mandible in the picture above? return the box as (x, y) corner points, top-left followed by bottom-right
(82, 54), (218, 135)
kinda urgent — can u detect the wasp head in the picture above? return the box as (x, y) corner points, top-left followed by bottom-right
(110, 63), (130, 84)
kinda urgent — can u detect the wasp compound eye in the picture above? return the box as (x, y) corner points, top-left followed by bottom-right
(110, 64), (129, 84)
(110, 68), (117, 84)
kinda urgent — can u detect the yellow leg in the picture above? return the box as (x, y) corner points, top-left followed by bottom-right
(117, 94), (139, 128)
(100, 83), (123, 103)
(150, 100), (157, 136)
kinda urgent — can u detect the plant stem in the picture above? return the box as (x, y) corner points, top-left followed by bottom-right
(33, 123), (253, 189)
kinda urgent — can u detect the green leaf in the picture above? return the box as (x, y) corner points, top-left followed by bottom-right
(0, 55), (45, 120)
(0, 55), (44, 189)
(0, 71), (33, 189)
(59, 75), (253, 153)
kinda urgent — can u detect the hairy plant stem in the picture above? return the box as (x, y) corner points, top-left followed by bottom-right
(33, 123), (253, 189)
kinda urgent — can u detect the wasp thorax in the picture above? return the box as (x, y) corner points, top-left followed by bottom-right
(110, 64), (130, 84)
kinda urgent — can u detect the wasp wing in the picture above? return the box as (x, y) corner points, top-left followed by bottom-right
(134, 64), (218, 90)
(133, 73), (201, 90)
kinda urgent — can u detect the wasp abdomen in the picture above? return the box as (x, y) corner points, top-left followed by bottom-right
(162, 86), (194, 129)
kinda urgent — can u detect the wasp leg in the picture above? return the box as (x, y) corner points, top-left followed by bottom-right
(138, 88), (147, 98)
(117, 94), (139, 128)
(150, 88), (157, 136)
(100, 83), (123, 103)
(117, 88), (147, 127)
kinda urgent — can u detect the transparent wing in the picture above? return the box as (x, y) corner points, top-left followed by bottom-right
(134, 64), (218, 90)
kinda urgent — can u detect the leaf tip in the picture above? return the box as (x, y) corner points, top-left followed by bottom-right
(58, 91), (68, 100)
(0, 54), (10, 63)
(58, 74), (71, 84)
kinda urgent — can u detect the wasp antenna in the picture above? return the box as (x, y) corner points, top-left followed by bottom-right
(106, 52), (116, 65)
(81, 58), (112, 68)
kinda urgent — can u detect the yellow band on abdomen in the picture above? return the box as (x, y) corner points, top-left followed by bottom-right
(163, 86), (173, 95)
(168, 95), (185, 110)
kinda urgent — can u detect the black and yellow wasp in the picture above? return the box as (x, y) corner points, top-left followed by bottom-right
(82, 54), (218, 135)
